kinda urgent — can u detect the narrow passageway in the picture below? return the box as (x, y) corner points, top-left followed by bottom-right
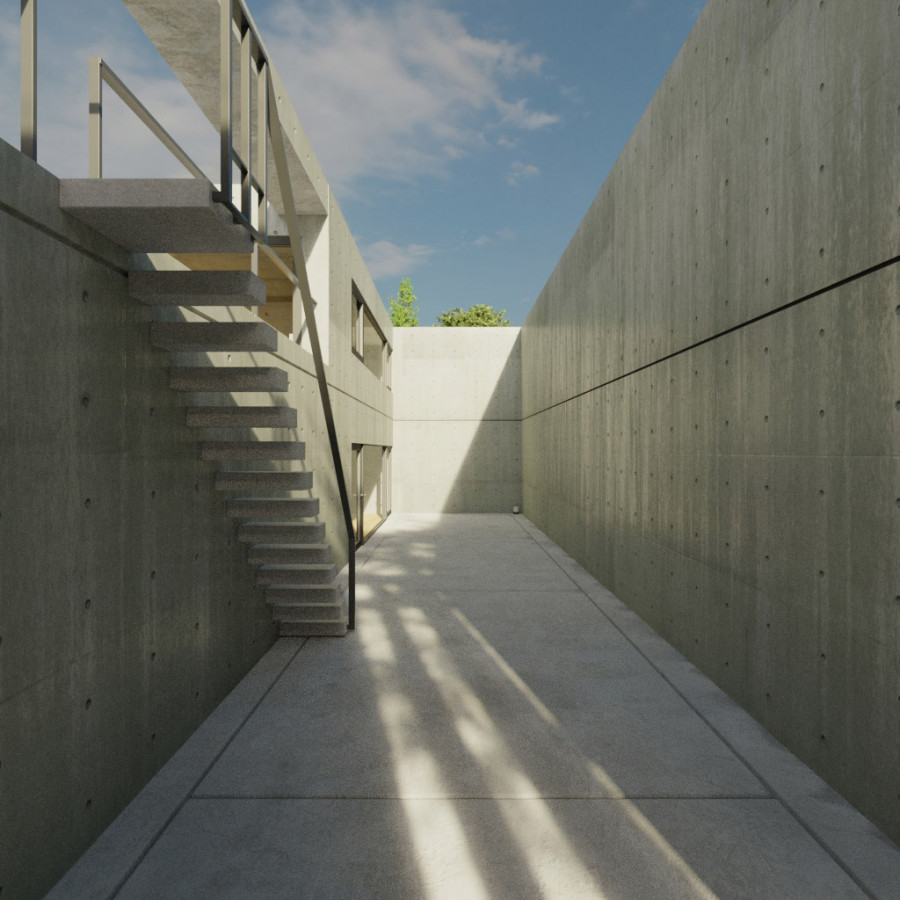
(52, 515), (900, 899)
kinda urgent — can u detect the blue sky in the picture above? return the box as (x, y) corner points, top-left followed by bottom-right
(0, 0), (704, 325)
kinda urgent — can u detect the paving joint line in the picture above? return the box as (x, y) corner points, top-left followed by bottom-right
(512, 515), (878, 899)
(107, 638), (308, 899)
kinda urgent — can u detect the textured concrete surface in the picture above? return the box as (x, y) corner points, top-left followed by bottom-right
(59, 179), (253, 253)
(521, 0), (900, 843)
(130, 269), (267, 306)
(1, 109), (390, 896)
(50, 515), (900, 899)
(122, 0), (329, 217)
(0, 139), (275, 900)
(393, 328), (521, 512)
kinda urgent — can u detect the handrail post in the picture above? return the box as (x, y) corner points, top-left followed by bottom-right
(239, 22), (252, 225)
(266, 71), (356, 630)
(256, 58), (268, 237)
(219, 0), (233, 203)
(88, 58), (102, 178)
(20, 0), (36, 159)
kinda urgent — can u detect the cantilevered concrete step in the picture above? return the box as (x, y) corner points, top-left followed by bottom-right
(247, 543), (331, 565)
(170, 367), (288, 392)
(59, 179), (252, 253)
(237, 521), (325, 544)
(200, 441), (304, 461)
(267, 586), (343, 614)
(151, 322), (277, 352)
(214, 471), (312, 492)
(186, 406), (297, 428)
(266, 582), (348, 638)
(131, 270), (266, 306)
(280, 620), (348, 637)
(256, 564), (336, 586)
(226, 497), (319, 519)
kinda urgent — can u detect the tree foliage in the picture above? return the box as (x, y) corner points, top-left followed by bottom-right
(388, 277), (419, 327)
(435, 304), (511, 327)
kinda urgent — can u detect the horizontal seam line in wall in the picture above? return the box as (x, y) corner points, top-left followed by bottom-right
(188, 792), (775, 801)
(0, 198), (129, 276)
(107, 640), (307, 898)
(559, 453), (898, 460)
(522, 253), (900, 422)
(330, 383), (394, 419)
(394, 418), (521, 423)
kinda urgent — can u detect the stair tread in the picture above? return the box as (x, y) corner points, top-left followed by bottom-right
(280, 622), (348, 636)
(215, 471), (312, 491)
(269, 602), (342, 610)
(169, 367), (288, 392)
(201, 442), (304, 461)
(186, 406), (297, 427)
(237, 522), (326, 543)
(229, 496), (317, 502)
(130, 269), (266, 306)
(152, 321), (277, 352)
(252, 543), (330, 550)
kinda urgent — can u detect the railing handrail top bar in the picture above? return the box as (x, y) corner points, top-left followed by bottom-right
(91, 56), (208, 183)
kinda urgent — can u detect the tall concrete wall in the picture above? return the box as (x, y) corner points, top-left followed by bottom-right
(0, 134), (391, 897)
(393, 328), (521, 512)
(521, 0), (900, 844)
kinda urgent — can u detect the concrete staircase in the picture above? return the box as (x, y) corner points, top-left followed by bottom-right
(60, 179), (347, 636)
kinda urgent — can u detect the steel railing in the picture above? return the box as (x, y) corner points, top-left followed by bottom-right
(21, 0), (357, 629)
(20, 0), (36, 159)
(88, 58), (207, 181)
(218, 0), (357, 629)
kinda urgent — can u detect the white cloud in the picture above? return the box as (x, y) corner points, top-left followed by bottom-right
(264, 1), (557, 191)
(498, 98), (559, 131)
(507, 161), (539, 186)
(362, 240), (434, 278)
(474, 227), (515, 246)
(497, 135), (518, 148)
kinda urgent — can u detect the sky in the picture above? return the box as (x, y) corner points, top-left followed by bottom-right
(0, 0), (705, 325)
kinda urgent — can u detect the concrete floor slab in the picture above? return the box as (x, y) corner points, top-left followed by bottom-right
(113, 797), (867, 900)
(51, 514), (900, 899)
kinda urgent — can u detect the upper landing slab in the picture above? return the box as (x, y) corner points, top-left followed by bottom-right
(122, 0), (329, 217)
(59, 178), (254, 253)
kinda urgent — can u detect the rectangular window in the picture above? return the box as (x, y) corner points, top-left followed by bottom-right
(351, 282), (388, 381)
(351, 443), (391, 545)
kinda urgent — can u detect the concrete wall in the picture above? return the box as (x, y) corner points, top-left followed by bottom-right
(521, 0), (900, 844)
(0, 132), (391, 896)
(393, 328), (521, 512)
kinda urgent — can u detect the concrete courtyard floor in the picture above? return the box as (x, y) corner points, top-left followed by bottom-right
(52, 514), (900, 899)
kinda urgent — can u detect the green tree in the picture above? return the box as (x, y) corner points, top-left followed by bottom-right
(388, 277), (419, 327)
(435, 304), (511, 327)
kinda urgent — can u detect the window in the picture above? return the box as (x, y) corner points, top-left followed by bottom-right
(351, 444), (392, 545)
(351, 283), (388, 380)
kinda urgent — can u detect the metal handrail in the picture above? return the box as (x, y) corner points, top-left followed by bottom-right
(264, 70), (356, 629)
(220, 0), (357, 629)
(22, 0), (356, 629)
(20, 0), (36, 159)
(88, 58), (207, 181)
